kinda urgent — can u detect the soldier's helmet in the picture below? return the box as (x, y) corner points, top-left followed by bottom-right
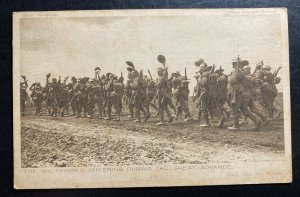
(274, 77), (281, 84)
(36, 82), (41, 86)
(108, 73), (114, 80)
(232, 57), (242, 68)
(131, 69), (139, 77)
(101, 74), (106, 80)
(195, 58), (204, 67)
(71, 76), (77, 82)
(243, 65), (251, 75)
(157, 67), (164, 72)
(199, 63), (208, 72)
(263, 65), (271, 71)
(256, 60), (264, 67)
(94, 67), (101, 74)
(52, 78), (57, 83)
(118, 76), (124, 83)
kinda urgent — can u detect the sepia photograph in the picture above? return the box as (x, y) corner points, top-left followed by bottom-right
(13, 8), (291, 188)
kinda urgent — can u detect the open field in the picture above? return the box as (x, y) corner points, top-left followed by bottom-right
(20, 94), (285, 167)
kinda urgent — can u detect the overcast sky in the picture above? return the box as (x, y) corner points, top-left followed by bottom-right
(20, 12), (283, 91)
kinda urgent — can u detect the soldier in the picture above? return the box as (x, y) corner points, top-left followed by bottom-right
(172, 72), (192, 121)
(56, 76), (69, 117)
(260, 65), (278, 120)
(20, 75), (28, 116)
(241, 65), (267, 125)
(73, 78), (88, 118)
(227, 57), (262, 131)
(125, 71), (135, 119)
(156, 67), (174, 125)
(86, 78), (96, 118)
(66, 77), (77, 116)
(129, 70), (149, 123)
(29, 82), (44, 116)
(104, 74), (124, 121)
(44, 73), (60, 117)
(145, 74), (158, 114)
(215, 67), (230, 118)
(195, 61), (224, 128)
(93, 78), (105, 119)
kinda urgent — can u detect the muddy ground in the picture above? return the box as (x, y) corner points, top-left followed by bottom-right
(21, 95), (285, 168)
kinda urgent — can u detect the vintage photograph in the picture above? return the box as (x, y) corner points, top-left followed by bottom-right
(13, 9), (291, 188)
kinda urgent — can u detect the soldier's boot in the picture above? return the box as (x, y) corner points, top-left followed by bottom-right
(98, 108), (103, 119)
(247, 113), (262, 131)
(140, 106), (149, 121)
(217, 115), (225, 128)
(239, 116), (249, 126)
(53, 108), (57, 117)
(175, 107), (181, 120)
(114, 112), (120, 121)
(133, 111), (141, 123)
(157, 110), (166, 125)
(184, 111), (192, 122)
(197, 110), (202, 122)
(200, 111), (210, 127)
(228, 117), (240, 131)
(128, 106), (134, 119)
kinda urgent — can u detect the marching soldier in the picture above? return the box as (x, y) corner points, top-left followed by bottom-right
(145, 73), (158, 114)
(241, 65), (267, 125)
(73, 78), (88, 118)
(66, 77), (78, 116)
(29, 82), (44, 116)
(104, 74), (124, 121)
(156, 67), (174, 125)
(56, 76), (69, 117)
(260, 65), (279, 120)
(194, 60), (224, 128)
(86, 78), (96, 118)
(172, 71), (192, 121)
(20, 75), (28, 116)
(44, 73), (60, 117)
(227, 57), (261, 131)
(129, 70), (149, 122)
(215, 67), (230, 117)
(125, 71), (135, 119)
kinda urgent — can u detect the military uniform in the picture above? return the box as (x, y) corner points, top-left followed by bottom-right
(20, 81), (28, 115)
(216, 71), (229, 117)
(227, 59), (261, 131)
(73, 80), (88, 118)
(104, 76), (124, 121)
(30, 83), (43, 115)
(125, 77), (134, 119)
(93, 81), (105, 118)
(130, 72), (149, 122)
(145, 78), (157, 114)
(44, 77), (60, 116)
(196, 64), (224, 127)
(173, 76), (191, 120)
(156, 67), (173, 125)
(260, 67), (277, 119)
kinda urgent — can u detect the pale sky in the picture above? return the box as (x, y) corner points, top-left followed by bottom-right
(20, 12), (284, 92)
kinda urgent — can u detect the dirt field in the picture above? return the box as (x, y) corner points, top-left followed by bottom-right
(21, 95), (285, 168)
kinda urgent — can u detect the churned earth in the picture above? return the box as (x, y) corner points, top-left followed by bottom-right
(21, 95), (285, 168)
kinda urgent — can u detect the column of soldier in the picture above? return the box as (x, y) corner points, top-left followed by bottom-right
(20, 55), (282, 131)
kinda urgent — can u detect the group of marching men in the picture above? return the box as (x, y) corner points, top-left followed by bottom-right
(20, 55), (282, 131)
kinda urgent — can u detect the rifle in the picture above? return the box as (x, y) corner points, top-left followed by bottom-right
(184, 67), (187, 80)
(147, 69), (153, 80)
(273, 66), (282, 78)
